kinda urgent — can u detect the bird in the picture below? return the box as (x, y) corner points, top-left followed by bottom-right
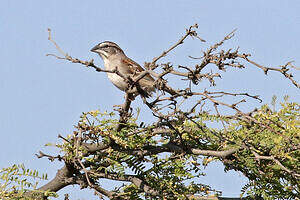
(90, 41), (155, 97)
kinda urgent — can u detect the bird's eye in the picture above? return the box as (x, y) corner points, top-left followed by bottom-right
(102, 45), (109, 49)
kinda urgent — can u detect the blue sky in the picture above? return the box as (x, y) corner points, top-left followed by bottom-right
(0, 1), (299, 199)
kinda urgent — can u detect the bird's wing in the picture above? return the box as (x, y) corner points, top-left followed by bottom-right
(122, 57), (155, 82)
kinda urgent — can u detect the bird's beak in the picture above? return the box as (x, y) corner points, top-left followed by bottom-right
(90, 45), (99, 53)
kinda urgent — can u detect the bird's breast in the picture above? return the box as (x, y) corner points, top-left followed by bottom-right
(103, 59), (128, 91)
(106, 72), (128, 91)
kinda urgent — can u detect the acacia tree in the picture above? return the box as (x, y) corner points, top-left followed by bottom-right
(1, 24), (299, 200)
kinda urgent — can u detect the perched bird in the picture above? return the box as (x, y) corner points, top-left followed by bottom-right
(91, 41), (155, 97)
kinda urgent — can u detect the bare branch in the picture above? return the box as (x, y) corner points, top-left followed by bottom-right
(239, 54), (300, 89)
(150, 23), (204, 69)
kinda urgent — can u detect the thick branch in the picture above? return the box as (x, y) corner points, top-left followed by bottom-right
(38, 165), (75, 192)
(117, 142), (239, 159)
(190, 148), (238, 158)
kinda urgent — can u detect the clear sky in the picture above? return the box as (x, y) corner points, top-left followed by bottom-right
(0, 1), (299, 199)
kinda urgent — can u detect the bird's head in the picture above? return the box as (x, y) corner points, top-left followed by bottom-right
(90, 41), (124, 59)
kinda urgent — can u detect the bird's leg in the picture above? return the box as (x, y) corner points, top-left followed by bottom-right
(126, 93), (136, 101)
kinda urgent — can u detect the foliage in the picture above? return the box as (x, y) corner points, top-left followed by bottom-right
(0, 164), (57, 199)
(223, 101), (299, 199)
(44, 100), (299, 199)
(60, 110), (217, 199)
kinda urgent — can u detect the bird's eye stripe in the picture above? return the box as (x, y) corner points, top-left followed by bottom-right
(100, 45), (111, 48)
(98, 43), (122, 51)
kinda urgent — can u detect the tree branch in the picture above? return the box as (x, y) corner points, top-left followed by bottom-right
(38, 165), (75, 192)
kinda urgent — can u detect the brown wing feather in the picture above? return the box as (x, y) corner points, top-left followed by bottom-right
(122, 58), (155, 82)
